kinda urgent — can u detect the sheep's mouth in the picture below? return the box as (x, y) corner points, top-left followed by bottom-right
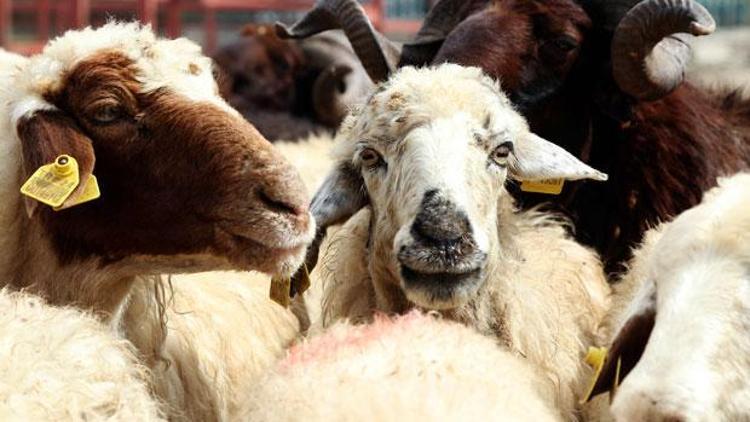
(215, 226), (310, 275)
(399, 265), (484, 310)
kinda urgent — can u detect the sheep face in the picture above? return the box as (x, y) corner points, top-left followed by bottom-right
(313, 64), (605, 310)
(10, 23), (314, 276)
(602, 174), (750, 421)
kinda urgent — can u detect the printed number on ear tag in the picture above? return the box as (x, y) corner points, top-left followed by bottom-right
(520, 178), (565, 195)
(54, 175), (101, 211)
(20, 155), (80, 207)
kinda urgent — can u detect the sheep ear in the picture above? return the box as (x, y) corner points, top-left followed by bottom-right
(510, 133), (608, 182)
(290, 161), (368, 292)
(16, 109), (96, 217)
(589, 280), (657, 399)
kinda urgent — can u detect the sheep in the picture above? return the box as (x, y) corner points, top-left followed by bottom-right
(282, 0), (750, 275)
(586, 172), (750, 421)
(0, 22), (314, 421)
(0, 289), (164, 421)
(296, 64), (611, 419)
(213, 24), (373, 140)
(242, 311), (561, 421)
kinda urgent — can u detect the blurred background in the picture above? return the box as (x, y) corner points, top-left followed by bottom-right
(0, 0), (433, 54)
(1, 0), (747, 139)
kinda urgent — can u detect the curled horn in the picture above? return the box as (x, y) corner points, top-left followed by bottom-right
(611, 0), (716, 101)
(275, 0), (399, 83)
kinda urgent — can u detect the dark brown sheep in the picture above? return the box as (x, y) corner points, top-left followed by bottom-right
(213, 23), (373, 141)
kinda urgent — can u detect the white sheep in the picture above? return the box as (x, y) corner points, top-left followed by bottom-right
(0, 23), (314, 421)
(302, 64), (611, 418)
(242, 311), (561, 421)
(588, 172), (750, 421)
(0, 289), (164, 421)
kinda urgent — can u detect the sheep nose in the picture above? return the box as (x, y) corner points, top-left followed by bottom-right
(256, 167), (310, 218)
(258, 187), (308, 217)
(411, 189), (470, 245)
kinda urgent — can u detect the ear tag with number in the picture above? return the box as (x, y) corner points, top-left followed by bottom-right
(54, 175), (100, 211)
(521, 178), (565, 195)
(21, 155), (80, 207)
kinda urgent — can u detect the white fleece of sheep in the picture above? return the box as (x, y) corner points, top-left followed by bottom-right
(123, 271), (300, 421)
(242, 311), (561, 421)
(0, 289), (164, 421)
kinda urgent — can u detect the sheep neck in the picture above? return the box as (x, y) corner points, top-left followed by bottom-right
(8, 217), (139, 324)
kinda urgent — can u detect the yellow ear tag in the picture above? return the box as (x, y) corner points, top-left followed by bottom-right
(20, 155), (80, 207)
(581, 346), (608, 403)
(53, 175), (100, 211)
(521, 178), (565, 195)
(610, 355), (622, 403)
(269, 275), (292, 308)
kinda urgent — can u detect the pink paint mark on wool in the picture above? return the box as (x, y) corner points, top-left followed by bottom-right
(280, 310), (429, 371)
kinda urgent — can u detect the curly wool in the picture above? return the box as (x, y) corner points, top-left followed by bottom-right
(0, 289), (164, 421)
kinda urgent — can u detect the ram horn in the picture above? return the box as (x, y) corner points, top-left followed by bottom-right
(611, 0), (715, 101)
(275, 0), (399, 83)
(399, 0), (485, 66)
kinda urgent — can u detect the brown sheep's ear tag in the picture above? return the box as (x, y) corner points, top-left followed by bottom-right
(269, 264), (311, 307)
(520, 178), (565, 195)
(581, 346), (622, 404)
(20, 155), (100, 212)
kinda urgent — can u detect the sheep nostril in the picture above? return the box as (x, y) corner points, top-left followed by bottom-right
(258, 189), (307, 217)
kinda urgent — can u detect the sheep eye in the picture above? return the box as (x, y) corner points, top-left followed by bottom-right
(91, 104), (123, 124)
(360, 148), (383, 169)
(551, 35), (578, 52)
(490, 142), (513, 166)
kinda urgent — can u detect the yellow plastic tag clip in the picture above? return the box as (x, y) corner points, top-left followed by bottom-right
(520, 178), (565, 195)
(581, 346), (623, 404)
(270, 264), (312, 308)
(20, 155), (80, 207)
(581, 346), (608, 403)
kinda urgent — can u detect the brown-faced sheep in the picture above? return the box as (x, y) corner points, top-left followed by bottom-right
(302, 64), (611, 419)
(0, 23), (314, 421)
(242, 312), (561, 421)
(0, 289), (164, 421)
